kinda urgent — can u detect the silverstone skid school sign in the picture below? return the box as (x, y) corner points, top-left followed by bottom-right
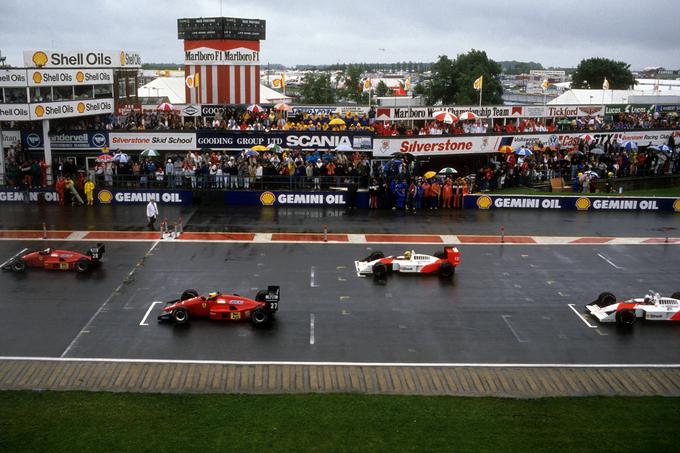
(197, 131), (373, 150)
(108, 132), (196, 150)
(464, 194), (680, 213)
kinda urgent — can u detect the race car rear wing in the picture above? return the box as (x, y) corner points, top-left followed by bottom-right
(1, 248), (29, 270)
(264, 286), (280, 312)
(87, 243), (105, 261)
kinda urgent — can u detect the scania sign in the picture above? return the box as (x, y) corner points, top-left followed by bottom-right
(196, 131), (373, 150)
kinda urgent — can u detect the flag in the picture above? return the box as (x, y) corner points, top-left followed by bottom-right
(273, 73), (286, 90)
(404, 77), (411, 92)
(473, 75), (483, 90)
(541, 79), (550, 90)
(602, 77), (609, 90)
(363, 78), (372, 89)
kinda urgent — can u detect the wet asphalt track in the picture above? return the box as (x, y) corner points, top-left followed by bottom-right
(1, 240), (679, 364)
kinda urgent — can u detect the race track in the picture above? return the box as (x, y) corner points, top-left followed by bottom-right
(2, 240), (679, 365)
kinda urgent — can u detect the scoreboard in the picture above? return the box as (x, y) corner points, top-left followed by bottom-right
(177, 17), (266, 41)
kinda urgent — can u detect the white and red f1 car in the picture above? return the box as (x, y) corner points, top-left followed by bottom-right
(355, 247), (461, 280)
(586, 290), (680, 326)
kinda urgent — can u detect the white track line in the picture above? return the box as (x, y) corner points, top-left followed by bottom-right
(2, 356), (679, 368)
(60, 240), (160, 358)
(597, 253), (623, 269)
(309, 313), (315, 345)
(501, 315), (528, 343)
(568, 304), (598, 328)
(310, 266), (319, 287)
(140, 301), (162, 326)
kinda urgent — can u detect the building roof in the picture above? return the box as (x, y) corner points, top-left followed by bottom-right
(138, 76), (291, 104)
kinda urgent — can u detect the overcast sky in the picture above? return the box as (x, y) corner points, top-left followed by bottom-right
(1, 0), (679, 69)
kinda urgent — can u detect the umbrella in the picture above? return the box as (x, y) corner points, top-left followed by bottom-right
(589, 148), (605, 155)
(334, 143), (353, 152)
(433, 111), (458, 124)
(580, 134), (593, 143)
(140, 149), (160, 158)
(557, 118), (571, 125)
(156, 102), (174, 111)
(498, 145), (513, 154)
(329, 118), (346, 126)
(424, 171), (437, 179)
(267, 143), (283, 153)
(251, 145), (267, 151)
(306, 153), (320, 163)
(653, 144), (671, 153)
(458, 112), (478, 121)
(515, 148), (533, 156)
(247, 104), (264, 113)
(583, 170), (599, 178)
(113, 152), (130, 163)
(96, 154), (113, 163)
(438, 167), (458, 175)
(622, 140), (638, 150)
(274, 103), (291, 111)
(245, 150), (260, 157)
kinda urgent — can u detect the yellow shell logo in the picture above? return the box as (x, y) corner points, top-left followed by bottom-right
(476, 195), (493, 209)
(120, 51), (125, 66)
(97, 190), (113, 204)
(32, 72), (42, 84)
(76, 71), (85, 83)
(77, 102), (85, 113)
(34, 105), (45, 117)
(32, 51), (48, 67)
(260, 191), (276, 206)
(575, 197), (591, 211)
(673, 199), (680, 212)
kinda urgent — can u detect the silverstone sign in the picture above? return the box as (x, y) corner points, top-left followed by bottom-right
(464, 194), (680, 212)
(373, 129), (680, 157)
(197, 131), (373, 150)
(109, 132), (196, 150)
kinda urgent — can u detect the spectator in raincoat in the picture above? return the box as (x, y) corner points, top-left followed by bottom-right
(64, 176), (84, 205)
(84, 178), (95, 206)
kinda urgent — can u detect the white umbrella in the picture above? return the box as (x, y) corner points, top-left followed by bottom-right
(113, 152), (129, 163)
(247, 104), (264, 113)
(622, 140), (638, 150)
(458, 112), (478, 121)
(156, 102), (174, 111)
(432, 111), (458, 124)
(334, 143), (353, 152)
(589, 148), (605, 155)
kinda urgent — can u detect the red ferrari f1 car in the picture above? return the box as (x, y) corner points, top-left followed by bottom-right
(1, 243), (105, 273)
(158, 286), (280, 327)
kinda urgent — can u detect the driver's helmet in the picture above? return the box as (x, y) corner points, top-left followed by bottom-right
(403, 250), (412, 260)
(208, 292), (219, 300)
(644, 296), (652, 304)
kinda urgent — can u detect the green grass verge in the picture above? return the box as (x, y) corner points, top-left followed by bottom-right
(1, 391), (679, 452)
(482, 186), (680, 197)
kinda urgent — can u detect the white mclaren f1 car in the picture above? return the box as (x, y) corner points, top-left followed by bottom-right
(585, 290), (680, 326)
(355, 247), (461, 280)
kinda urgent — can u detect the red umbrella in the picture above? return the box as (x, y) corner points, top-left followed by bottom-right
(432, 111), (458, 124)
(458, 112), (478, 121)
(248, 104), (264, 113)
(156, 102), (174, 111)
(580, 133), (593, 143)
(96, 154), (114, 163)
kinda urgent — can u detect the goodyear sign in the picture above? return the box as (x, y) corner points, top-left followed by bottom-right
(95, 189), (192, 205)
(465, 195), (680, 212)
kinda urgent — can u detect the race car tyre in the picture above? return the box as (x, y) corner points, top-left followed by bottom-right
(439, 262), (454, 278)
(597, 292), (616, 307)
(672, 292), (680, 300)
(75, 259), (90, 273)
(11, 258), (26, 272)
(255, 289), (268, 302)
(433, 251), (446, 259)
(372, 262), (388, 279)
(615, 309), (636, 327)
(172, 307), (189, 325)
(181, 289), (199, 301)
(251, 308), (271, 327)
(364, 251), (385, 262)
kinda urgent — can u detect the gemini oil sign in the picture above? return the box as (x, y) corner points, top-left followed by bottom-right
(465, 195), (680, 212)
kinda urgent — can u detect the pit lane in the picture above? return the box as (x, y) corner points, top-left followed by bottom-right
(1, 241), (679, 364)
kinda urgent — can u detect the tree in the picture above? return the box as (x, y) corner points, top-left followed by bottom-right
(299, 72), (335, 104)
(453, 49), (503, 105)
(375, 80), (390, 97)
(571, 57), (636, 90)
(424, 50), (503, 105)
(341, 64), (364, 103)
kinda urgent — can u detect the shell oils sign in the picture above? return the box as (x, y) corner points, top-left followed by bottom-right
(23, 50), (142, 68)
